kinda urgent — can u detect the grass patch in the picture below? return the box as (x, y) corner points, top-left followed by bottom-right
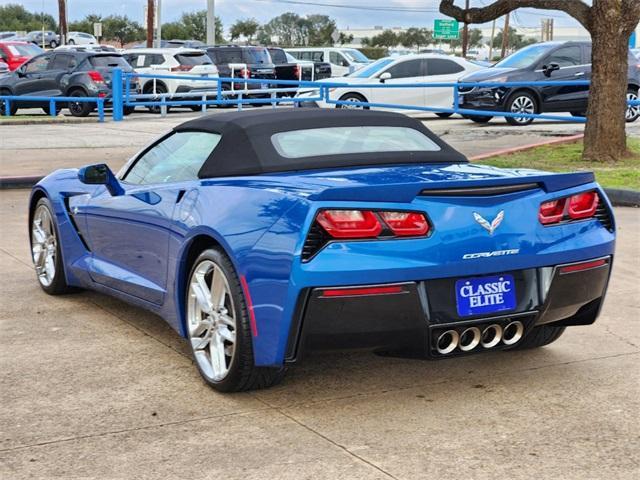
(477, 137), (640, 191)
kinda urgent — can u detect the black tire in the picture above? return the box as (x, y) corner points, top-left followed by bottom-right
(144, 83), (170, 114)
(68, 39), (75, 45)
(190, 104), (204, 112)
(30, 197), (75, 295)
(436, 112), (453, 118)
(625, 88), (639, 123)
(570, 111), (586, 117)
(467, 115), (493, 123)
(185, 248), (285, 392)
(510, 325), (566, 350)
(0, 89), (18, 116)
(67, 89), (93, 117)
(50, 40), (58, 48)
(505, 91), (537, 126)
(337, 92), (369, 109)
(123, 105), (135, 116)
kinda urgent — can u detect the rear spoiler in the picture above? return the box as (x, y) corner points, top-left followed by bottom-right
(310, 171), (596, 203)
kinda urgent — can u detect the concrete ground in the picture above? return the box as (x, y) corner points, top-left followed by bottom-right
(0, 186), (638, 479)
(3, 107), (639, 178)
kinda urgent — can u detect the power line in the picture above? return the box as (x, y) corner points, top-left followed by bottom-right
(251, 0), (440, 13)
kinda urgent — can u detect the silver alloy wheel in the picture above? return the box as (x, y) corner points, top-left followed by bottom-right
(187, 260), (237, 382)
(510, 95), (535, 123)
(626, 92), (639, 121)
(340, 97), (365, 109)
(31, 204), (57, 287)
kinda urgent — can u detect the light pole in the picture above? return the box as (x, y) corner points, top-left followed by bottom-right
(207, 0), (216, 45)
(156, 0), (162, 48)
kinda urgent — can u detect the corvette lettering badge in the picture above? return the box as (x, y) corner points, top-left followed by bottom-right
(473, 210), (505, 236)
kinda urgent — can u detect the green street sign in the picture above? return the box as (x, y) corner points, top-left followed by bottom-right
(434, 19), (460, 40)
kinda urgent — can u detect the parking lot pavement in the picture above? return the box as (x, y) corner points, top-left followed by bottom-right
(3, 110), (639, 178)
(0, 187), (638, 479)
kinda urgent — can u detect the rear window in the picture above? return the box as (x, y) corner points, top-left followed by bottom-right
(213, 48), (243, 63)
(271, 126), (440, 159)
(175, 53), (212, 65)
(7, 44), (43, 57)
(242, 47), (271, 64)
(89, 55), (130, 68)
(268, 48), (287, 64)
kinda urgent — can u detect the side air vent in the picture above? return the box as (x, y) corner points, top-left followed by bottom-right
(594, 202), (614, 231)
(420, 183), (540, 197)
(301, 222), (330, 262)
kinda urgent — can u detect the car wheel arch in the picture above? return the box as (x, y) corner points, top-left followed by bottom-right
(506, 88), (541, 112)
(28, 189), (49, 239)
(66, 85), (88, 97)
(143, 80), (168, 94)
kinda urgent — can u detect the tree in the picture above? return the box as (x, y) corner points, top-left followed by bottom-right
(303, 14), (337, 46)
(369, 30), (399, 48)
(439, 0), (640, 162)
(101, 15), (144, 47)
(448, 28), (483, 50)
(162, 11), (223, 43)
(230, 19), (259, 44)
(260, 12), (337, 47)
(336, 32), (354, 46)
(398, 28), (432, 51)
(491, 27), (535, 52)
(68, 14), (102, 36)
(0, 4), (57, 31)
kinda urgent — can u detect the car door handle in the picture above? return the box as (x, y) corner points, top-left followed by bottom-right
(574, 72), (585, 77)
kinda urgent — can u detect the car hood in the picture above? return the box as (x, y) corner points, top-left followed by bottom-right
(459, 67), (520, 82)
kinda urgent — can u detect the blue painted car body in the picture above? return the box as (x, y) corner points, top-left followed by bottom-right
(30, 161), (615, 366)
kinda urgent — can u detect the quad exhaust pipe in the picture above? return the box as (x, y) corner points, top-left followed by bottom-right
(434, 320), (525, 354)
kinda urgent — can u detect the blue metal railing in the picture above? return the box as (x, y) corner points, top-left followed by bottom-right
(0, 95), (106, 122)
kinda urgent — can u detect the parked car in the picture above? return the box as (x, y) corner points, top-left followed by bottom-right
(122, 48), (218, 113)
(0, 59), (8, 75)
(55, 44), (118, 53)
(0, 50), (137, 117)
(286, 47), (370, 76)
(201, 45), (276, 96)
(267, 47), (331, 95)
(0, 41), (43, 70)
(0, 32), (18, 40)
(26, 30), (60, 48)
(295, 53), (482, 116)
(458, 41), (640, 125)
(165, 39), (206, 49)
(29, 108), (616, 392)
(67, 32), (97, 45)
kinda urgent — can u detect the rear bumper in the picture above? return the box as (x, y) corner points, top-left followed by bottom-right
(285, 256), (612, 362)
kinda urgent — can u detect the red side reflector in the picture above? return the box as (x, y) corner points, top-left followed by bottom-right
(379, 211), (429, 236)
(320, 285), (405, 298)
(316, 210), (382, 239)
(559, 258), (607, 274)
(239, 275), (258, 336)
(568, 191), (599, 220)
(539, 198), (566, 225)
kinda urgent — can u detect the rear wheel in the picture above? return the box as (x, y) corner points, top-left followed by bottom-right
(68, 90), (93, 117)
(510, 325), (566, 350)
(436, 112), (453, 118)
(186, 248), (285, 392)
(337, 92), (369, 109)
(50, 40), (58, 48)
(144, 83), (170, 114)
(467, 115), (493, 123)
(30, 198), (74, 295)
(626, 88), (639, 123)
(505, 91), (537, 126)
(0, 89), (17, 116)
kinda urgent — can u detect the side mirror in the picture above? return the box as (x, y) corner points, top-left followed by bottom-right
(78, 163), (123, 196)
(379, 72), (392, 83)
(543, 63), (560, 77)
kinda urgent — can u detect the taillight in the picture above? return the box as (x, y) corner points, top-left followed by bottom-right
(316, 210), (382, 239)
(539, 191), (600, 225)
(568, 191), (598, 219)
(240, 67), (251, 78)
(539, 199), (566, 225)
(293, 64), (300, 79)
(87, 70), (105, 83)
(379, 211), (430, 236)
(170, 65), (193, 72)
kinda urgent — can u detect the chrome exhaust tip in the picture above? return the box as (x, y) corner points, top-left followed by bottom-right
(481, 324), (503, 349)
(436, 330), (459, 355)
(502, 320), (524, 345)
(459, 327), (481, 352)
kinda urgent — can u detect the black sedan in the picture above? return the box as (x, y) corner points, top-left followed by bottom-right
(458, 41), (640, 125)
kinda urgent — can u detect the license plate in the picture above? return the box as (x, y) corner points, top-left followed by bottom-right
(261, 82), (269, 89)
(455, 274), (516, 317)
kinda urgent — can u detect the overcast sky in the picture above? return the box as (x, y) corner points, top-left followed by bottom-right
(11, 0), (578, 32)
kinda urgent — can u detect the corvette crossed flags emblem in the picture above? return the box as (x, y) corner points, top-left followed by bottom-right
(473, 210), (505, 236)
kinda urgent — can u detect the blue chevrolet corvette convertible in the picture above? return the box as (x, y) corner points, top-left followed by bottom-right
(29, 109), (615, 391)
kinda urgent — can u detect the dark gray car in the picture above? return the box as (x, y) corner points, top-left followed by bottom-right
(27, 31), (60, 49)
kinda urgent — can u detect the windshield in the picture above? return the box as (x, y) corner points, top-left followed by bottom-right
(349, 57), (394, 78)
(342, 49), (369, 64)
(494, 43), (555, 69)
(271, 126), (440, 158)
(6, 43), (43, 57)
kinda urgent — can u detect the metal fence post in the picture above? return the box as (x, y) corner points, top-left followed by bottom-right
(453, 84), (460, 112)
(112, 68), (124, 121)
(49, 99), (56, 117)
(97, 99), (105, 123)
(3, 98), (10, 116)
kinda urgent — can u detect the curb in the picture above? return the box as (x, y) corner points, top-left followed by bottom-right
(0, 176), (43, 189)
(469, 134), (585, 161)
(0, 117), (97, 126)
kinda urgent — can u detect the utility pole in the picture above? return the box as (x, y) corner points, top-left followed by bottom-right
(488, 19), (496, 61)
(461, 0), (470, 57)
(501, 12), (510, 58)
(146, 0), (154, 48)
(155, 0), (162, 48)
(58, 0), (67, 45)
(207, 0), (216, 45)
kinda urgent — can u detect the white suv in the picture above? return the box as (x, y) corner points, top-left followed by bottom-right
(123, 48), (219, 112)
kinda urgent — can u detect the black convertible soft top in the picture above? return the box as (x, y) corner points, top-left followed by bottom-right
(174, 109), (468, 178)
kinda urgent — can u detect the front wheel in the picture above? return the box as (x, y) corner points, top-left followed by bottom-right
(467, 115), (493, 123)
(336, 92), (369, 109)
(50, 40), (58, 48)
(68, 90), (93, 117)
(626, 89), (639, 123)
(436, 112), (453, 118)
(30, 198), (74, 295)
(505, 91), (537, 126)
(186, 248), (285, 392)
(68, 39), (75, 45)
